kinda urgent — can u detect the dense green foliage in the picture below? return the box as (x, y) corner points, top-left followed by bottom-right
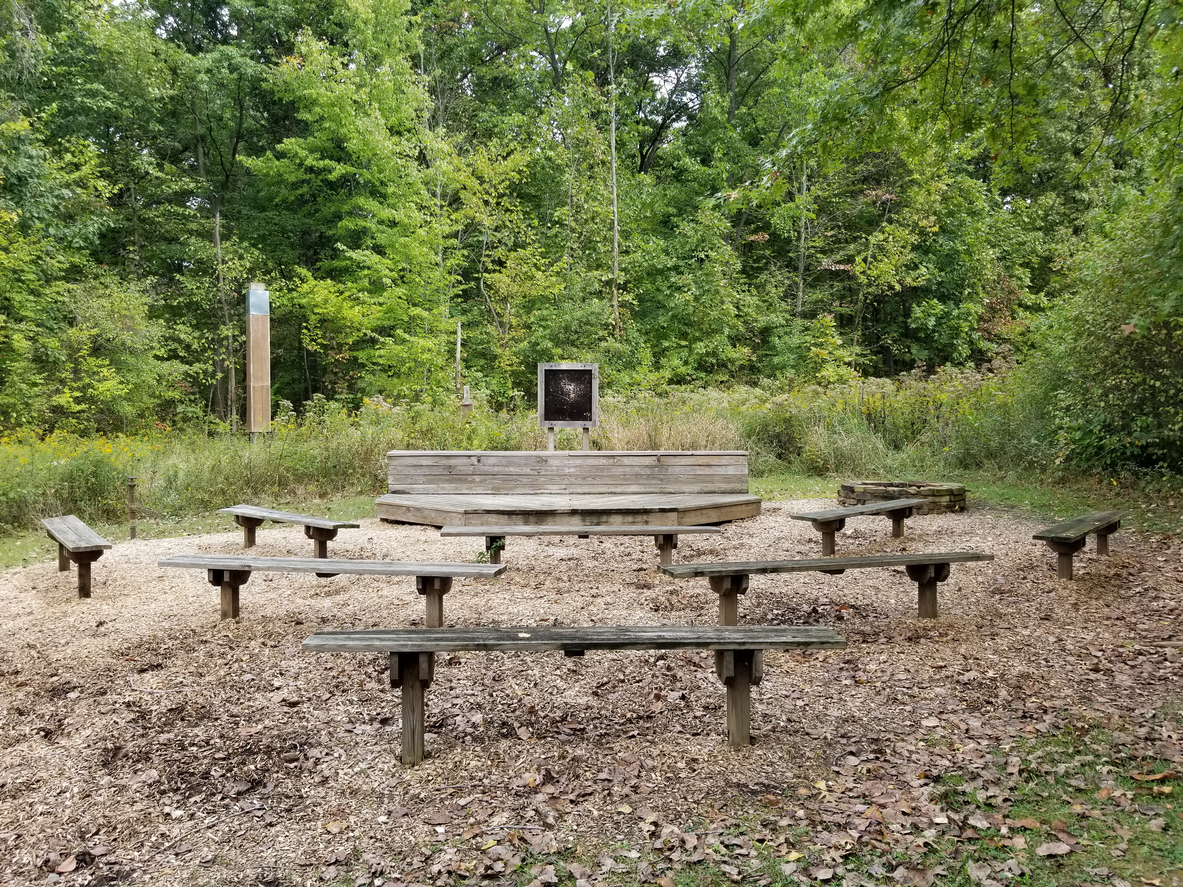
(1, 0), (1181, 475)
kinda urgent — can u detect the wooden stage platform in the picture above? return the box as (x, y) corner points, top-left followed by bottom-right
(376, 450), (762, 528)
(375, 492), (761, 527)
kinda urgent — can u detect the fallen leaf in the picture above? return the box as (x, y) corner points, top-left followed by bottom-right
(657, 877), (675, 887)
(617, 803), (632, 814)
(1008, 818), (1040, 829)
(55, 857), (77, 874)
(324, 821), (346, 834)
(516, 726), (533, 741)
(966, 861), (992, 884)
(1035, 842), (1072, 856)
(1131, 771), (1175, 782)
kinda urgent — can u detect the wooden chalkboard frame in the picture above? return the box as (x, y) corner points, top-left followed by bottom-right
(537, 363), (598, 429)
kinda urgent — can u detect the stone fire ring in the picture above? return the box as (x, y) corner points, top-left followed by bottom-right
(838, 481), (967, 515)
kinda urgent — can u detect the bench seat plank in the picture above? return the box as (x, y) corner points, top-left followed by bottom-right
(159, 555), (505, 622)
(662, 552), (994, 620)
(441, 524), (719, 537)
(661, 551), (992, 579)
(789, 498), (925, 522)
(1033, 510), (1122, 544)
(303, 624), (845, 653)
(305, 624), (845, 763)
(1033, 510), (1122, 579)
(159, 554), (504, 579)
(789, 498), (926, 554)
(41, 515), (112, 553)
(218, 504), (360, 531)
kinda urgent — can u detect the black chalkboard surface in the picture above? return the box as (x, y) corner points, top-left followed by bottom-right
(538, 363), (598, 428)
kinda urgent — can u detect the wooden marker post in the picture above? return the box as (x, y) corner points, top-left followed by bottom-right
(245, 282), (271, 438)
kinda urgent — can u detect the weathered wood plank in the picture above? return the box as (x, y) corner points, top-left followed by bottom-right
(218, 504), (360, 531)
(302, 624), (846, 653)
(441, 524), (720, 537)
(158, 555), (506, 579)
(789, 498), (925, 522)
(41, 516), (112, 553)
(1033, 510), (1123, 544)
(660, 551), (994, 579)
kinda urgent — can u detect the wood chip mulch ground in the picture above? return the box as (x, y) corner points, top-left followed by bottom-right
(0, 501), (1179, 886)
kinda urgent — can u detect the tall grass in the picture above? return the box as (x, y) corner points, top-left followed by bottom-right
(0, 370), (1060, 532)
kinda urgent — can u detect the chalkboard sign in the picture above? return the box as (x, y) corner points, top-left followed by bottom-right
(538, 363), (598, 428)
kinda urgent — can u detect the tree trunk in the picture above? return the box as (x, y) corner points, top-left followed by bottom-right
(796, 163), (808, 318)
(608, 3), (621, 336)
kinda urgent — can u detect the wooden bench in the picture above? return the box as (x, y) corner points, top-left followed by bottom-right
(218, 504), (360, 557)
(303, 624), (845, 764)
(41, 515), (112, 598)
(1033, 510), (1122, 579)
(789, 498), (926, 555)
(158, 555), (505, 621)
(661, 551), (994, 619)
(440, 524), (721, 565)
(376, 450), (762, 527)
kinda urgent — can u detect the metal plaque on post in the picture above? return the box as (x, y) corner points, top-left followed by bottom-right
(538, 363), (597, 450)
(245, 282), (271, 434)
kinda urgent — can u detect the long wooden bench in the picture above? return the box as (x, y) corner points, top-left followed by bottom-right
(1033, 510), (1122, 580)
(303, 624), (846, 764)
(661, 552), (994, 619)
(41, 515), (112, 598)
(440, 524), (721, 565)
(218, 504), (360, 557)
(789, 498), (925, 555)
(376, 450), (762, 528)
(158, 555), (505, 621)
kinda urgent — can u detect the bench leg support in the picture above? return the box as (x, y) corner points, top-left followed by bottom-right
(905, 563), (951, 618)
(1046, 540), (1086, 580)
(717, 650), (762, 746)
(234, 516), (265, 548)
(392, 652), (434, 765)
(710, 574), (749, 626)
(416, 576), (453, 628)
(73, 552), (103, 598)
(1096, 521), (1119, 556)
(889, 508), (914, 539)
(305, 526), (340, 559)
(810, 519), (845, 557)
(56, 542), (70, 572)
(655, 533), (677, 566)
(208, 569), (252, 619)
(485, 536), (504, 565)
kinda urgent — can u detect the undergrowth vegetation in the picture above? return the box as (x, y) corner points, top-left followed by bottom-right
(0, 370), (1171, 533)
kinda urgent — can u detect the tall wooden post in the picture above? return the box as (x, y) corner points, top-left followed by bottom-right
(245, 282), (271, 437)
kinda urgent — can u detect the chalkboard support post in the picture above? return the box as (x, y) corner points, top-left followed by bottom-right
(547, 427), (555, 451)
(582, 428), (590, 451)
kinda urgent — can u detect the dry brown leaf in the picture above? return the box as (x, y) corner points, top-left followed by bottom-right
(54, 857), (77, 874)
(324, 821), (346, 834)
(1131, 771), (1176, 782)
(1035, 842), (1072, 856)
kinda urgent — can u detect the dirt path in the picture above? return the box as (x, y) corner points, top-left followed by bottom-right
(1, 502), (1179, 885)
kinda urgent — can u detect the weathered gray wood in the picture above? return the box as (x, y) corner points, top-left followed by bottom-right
(218, 504), (361, 531)
(302, 624), (846, 653)
(41, 516), (111, 598)
(442, 524), (719, 565)
(790, 498), (925, 523)
(1032, 510), (1122, 544)
(661, 551), (993, 579)
(1034, 510), (1122, 580)
(386, 451), (752, 496)
(159, 554), (505, 579)
(41, 516), (112, 553)
(307, 626), (840, 762)
(667, 553), (990, 619)
(442, 524), (719, 537)
(791, 498), (925, 554)
(378, 493), (761, 528)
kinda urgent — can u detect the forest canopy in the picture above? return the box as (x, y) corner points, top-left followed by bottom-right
(1, 0), (1181, 473)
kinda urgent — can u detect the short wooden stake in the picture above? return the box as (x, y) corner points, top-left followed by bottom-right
(485, 536), (504, 565)
(128, 476), (137, 540)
